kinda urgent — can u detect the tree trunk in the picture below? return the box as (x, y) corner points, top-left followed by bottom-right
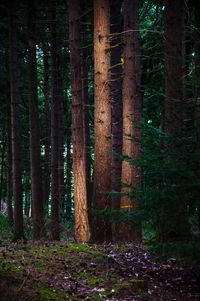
(6, 95), (13, 224)
(81, 21), (92, 223)
(9, 0), (24, 240)
(194, 0), (200, 232)
(43, 43), (51, 214)
(27, 0), (44, 239)
(161, 0), (190, 242)
(93, 0), (112, 242)
(0, 139), (6, 212)
(119, 0), (142, 242)
(66, 127), (72, 221)
(110, 0), (123, 241)
(50, 1), (60, 240)
(69, 0), (90, 243)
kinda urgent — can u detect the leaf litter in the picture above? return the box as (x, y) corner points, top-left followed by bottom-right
(0, 241), (199, 300)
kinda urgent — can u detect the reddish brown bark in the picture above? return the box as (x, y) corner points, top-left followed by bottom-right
(69, 0), (90, 242)
(119, 0), (142, 242)
(93, 0), (112, 242)
(81, 19), (92, 222)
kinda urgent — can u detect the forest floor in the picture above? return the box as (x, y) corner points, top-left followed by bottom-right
(0, 241), (199, 301)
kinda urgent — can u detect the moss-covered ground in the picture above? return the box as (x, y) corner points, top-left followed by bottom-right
(0, 242), (199, 300)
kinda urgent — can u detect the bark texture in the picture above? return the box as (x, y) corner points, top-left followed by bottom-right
(120, 0), (142, 242)
(81, 23), (92, 221)
(69, 0), (90, 243)
(93, 0), (112, 242)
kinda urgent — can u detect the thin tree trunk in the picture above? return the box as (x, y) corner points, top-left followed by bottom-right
(69, 0), (90, 243)
(66, 127), (72, 221)
(194, 0), (200, 232)
(0, 139), (6, 212)
(9, 0), (24, 240)
(110, 0), (123, 241)
(28, 1), (44, 239)
(43, 44), (51, 214)
(7, 95), (13, 223)
(50, 1), (60, 240)
(57, 54), (65, 223)
(25, 194), (31, 217)
(120, 0), (142, 242)
(93, 0), (112, 242)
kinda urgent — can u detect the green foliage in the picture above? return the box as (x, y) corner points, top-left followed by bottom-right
(150, 242), (200, 265)
(0, 213), (12, 242)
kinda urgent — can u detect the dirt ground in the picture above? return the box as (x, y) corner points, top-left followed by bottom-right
(0, 242), (199, 301)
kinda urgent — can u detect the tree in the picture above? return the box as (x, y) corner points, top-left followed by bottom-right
(119, 0), (142, 242)
(50, 1), (60, 240)
(93, 0), (112, 242)
(66, 126), (72, 221)
(0, 137), (6, 211)
(194, 0), (200, 231)
(69, 0), (90, 243)
(6, 92), (13, 223)
(27, 0), (44, 239)
(110, 0), (123, 241)
(81, 6), (92, 221)
(9, 0), (24, 240)
(42, 43), (51, 213)
(161, 0), (190, 241)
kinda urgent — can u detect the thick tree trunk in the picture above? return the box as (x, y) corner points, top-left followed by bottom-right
(120, 0), (142, 242)
(93, 0), (112, 242)
(43, 44), (51, 214)
(28, 1), (44, 239)
(50, 2), (60, 240)
(9, 0), (24, 240)
(161, 0), (190, 242)
(69, 0), (90, 243)
(110, 0), (123, 241)
(81, 22), (92, 223)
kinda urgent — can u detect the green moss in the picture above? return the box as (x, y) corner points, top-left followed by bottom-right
(0, 259), (21, 272)
(114, 279), (148, 298)
(39, 287), (58, 301)
(110, 274), (120, 282)
(75, 271), (104, 285)
(94, 254), (106, 264)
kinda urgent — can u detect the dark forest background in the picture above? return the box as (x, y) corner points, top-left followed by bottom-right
(0, 0), (200, 262)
